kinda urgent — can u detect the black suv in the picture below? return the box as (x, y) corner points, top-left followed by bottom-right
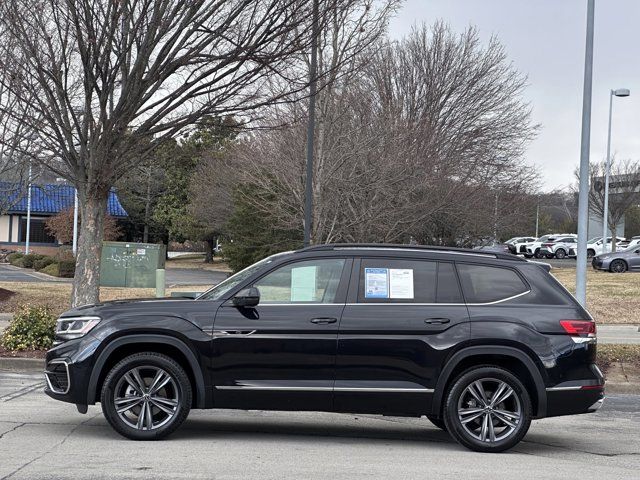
(45, 244), (604, 452)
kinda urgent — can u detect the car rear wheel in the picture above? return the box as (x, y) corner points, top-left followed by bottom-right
(610, 259), (627, 273)
(587, 249), (596, 258)
(555, 249), (566, 259)
(101, 352), (192, 440)
(443, 366), (532, 453)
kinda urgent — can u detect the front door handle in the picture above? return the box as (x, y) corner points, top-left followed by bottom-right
(310, 317), (338, 325)
(424, 318), (450, 325)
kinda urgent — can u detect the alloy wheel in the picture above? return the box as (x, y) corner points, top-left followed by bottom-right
(457, 378), (521, 443)
(610, 260), (627, 273)
(113, 366), (180, 431)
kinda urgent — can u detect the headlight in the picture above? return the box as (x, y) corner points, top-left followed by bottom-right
(56, 316), (101, 340)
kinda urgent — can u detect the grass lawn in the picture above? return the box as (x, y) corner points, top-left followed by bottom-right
(551, 268), (640, 324)
(0, 282), (211, 317)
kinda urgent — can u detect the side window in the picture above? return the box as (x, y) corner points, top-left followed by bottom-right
(254, 259), (346, 304)
(436, 262), (463, 303)
(358, 259), (436, 303)
(456, 264), (528, 304)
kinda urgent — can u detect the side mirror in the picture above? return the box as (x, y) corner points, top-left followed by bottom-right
(635, 249), (640, 254)
(232, 287), (260, 308)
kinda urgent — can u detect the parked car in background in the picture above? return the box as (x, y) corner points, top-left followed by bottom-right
(539, 235), (577, 259)
(625, 236), (640, 250)
(592, 243), (640, 272)
(525, 234), (574, 259)
(585, 236), (627, 257)
(473, 242), (511, 254)
(506, 237), (536, 255)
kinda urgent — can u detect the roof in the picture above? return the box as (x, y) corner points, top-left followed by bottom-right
(0, 182), (128, 217)
(297, 243), (526, 262)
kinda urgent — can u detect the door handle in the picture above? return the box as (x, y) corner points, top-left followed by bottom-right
(424, 318), (450, 325)
(310, 317), (338, 325)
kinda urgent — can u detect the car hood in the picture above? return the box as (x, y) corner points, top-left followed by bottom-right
(59, 297), (194, 319)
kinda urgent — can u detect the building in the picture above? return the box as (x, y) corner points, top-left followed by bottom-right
(0, 182), (127, 255)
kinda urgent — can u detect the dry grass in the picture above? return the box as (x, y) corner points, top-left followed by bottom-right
(0, 282), (210, 317)
(551, 269), (640, 324)
(165, 256), (231, 272)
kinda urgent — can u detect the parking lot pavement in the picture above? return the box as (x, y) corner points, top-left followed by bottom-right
(598, 325), (640, 344)
(0, 264), (71, 283)
(0, 371), (638, 480)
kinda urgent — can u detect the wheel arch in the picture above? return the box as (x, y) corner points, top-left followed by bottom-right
(609, 258), (628, 272)
(87, 334), (207, 408)
(431, 346), (547, 419)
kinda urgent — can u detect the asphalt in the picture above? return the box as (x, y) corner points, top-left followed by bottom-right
(0, 370), (638, 479)
(0, 263), (227, 286)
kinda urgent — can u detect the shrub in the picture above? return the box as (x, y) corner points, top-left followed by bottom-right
(33, 256), (57, 271)
(40, 263), (60, 277)
(21, 253), (46, 269)
(7, 252), (24, 263)
(11, 257), (25, 268)
(1, 305), (56, 351)
(58, 259), (76, 278)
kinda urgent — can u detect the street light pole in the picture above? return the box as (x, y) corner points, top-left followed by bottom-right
(25, 163), (32, 254)
(303, 0), (319, 248)
(575, 0), (595, 307)
(602, 88), (630, 252)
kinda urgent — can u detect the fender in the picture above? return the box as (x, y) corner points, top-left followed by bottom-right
(86, 334), (207, 408)
(431, 345), (547, 418)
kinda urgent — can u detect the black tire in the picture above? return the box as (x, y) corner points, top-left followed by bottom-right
(587, 249), (596, 258)
(555, 249), (566, 259)
(545, 254), (554, 259)
(523, 254), (533, 259)
(610, 259), (627, 273)
(101, 352), (192, 440)
(534, 249), (544, 259)
(443, 366), (532, 453)
(426, 415), (447, 431)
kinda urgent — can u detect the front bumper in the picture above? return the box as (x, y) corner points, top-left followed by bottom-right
(592, 257), (608, 270)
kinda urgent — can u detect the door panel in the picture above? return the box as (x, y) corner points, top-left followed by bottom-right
(334, 259), (470, 415)
(211, 257), (352, 412)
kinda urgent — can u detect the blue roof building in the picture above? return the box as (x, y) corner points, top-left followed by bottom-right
(0, 182), (127, 250)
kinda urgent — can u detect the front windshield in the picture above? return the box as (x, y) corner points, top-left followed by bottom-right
(197, 252), (293, 301)
(587, 237), (602, 244)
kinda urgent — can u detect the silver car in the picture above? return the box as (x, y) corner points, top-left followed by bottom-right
(592, 243), (640, 273)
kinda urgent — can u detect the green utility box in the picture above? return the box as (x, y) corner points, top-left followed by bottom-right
(100, 241), (166, 288)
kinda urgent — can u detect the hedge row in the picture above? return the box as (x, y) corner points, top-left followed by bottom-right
(6, 252), (75, 278)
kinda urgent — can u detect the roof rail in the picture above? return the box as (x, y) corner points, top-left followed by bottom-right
(296, 243), (526, 262)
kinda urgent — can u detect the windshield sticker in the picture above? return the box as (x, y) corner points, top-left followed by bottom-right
(389, 269), (414, 299)
(365, 268), (389, 298)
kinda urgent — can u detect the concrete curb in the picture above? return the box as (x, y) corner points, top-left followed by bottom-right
(0, 356), (45, 372)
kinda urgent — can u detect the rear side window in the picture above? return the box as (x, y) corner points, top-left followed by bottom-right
(359, 259), (437, 303)
(456, 264), (529, 304)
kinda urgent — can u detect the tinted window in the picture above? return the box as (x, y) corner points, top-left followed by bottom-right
(456, 264), (529, 303)
(20, 218), (56, 244)
(359, 259), (436, 303)
(436, 262), (463, 303)
(254, 258), (345, 304)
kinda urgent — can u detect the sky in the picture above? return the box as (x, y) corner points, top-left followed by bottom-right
(388, 0), (640, 192)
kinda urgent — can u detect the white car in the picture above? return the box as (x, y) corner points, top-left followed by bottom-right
(568, 236), (628, 258)
(525, 234), (575, 259)
(539, 235), (577, 259)
(506, 237), (537, 255)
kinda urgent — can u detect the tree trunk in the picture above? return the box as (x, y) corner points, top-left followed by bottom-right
(610, 223), (618, 252)
(71, 188), (109, 307)
(204, 237), (214, 263)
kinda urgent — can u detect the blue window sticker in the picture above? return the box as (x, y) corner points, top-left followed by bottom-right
(365, 268), (389, 298)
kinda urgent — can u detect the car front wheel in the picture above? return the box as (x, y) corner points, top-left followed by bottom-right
(443, 366), (532, 453)
(555, 249), (566, 259)
(101, 352), (192, 440)
(610, 259), (627, 273)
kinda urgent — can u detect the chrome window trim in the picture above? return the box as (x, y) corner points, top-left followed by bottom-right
(44, 359), (70, 395)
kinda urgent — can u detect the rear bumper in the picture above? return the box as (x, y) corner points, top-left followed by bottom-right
(545, 374), (605, 418)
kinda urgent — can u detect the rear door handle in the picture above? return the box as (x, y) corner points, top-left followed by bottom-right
(424, 318), (450, 325)
(310, 317), (338, 325)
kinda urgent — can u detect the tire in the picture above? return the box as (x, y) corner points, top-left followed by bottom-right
(587, 249), (595, 258)
(443, 366), (532, 453)
(523, 254), (533, 259)
(555, 249), (566, 259)
(426, 415), (447, 431)
(534, 249), (543, 259)
(609, 259), (627, 273)
(101, 352), (192, 440)
(545, 254), (554, 259)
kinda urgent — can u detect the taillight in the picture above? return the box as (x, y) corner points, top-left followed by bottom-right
(560, 320), (596, 336)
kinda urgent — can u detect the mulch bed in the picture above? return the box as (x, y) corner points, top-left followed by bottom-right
(0, 287), (16, 302)
(0, 346), (47, 359)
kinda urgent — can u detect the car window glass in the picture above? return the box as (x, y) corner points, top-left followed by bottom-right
(456, 264), (529, 303)
(359, 259), (436, 303)
(254, 259), (346, 304)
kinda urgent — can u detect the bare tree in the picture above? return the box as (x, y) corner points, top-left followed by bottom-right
(226, 22), (538, 246)
(585, 159), (640, 251)
(0, 0), (352, 305)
